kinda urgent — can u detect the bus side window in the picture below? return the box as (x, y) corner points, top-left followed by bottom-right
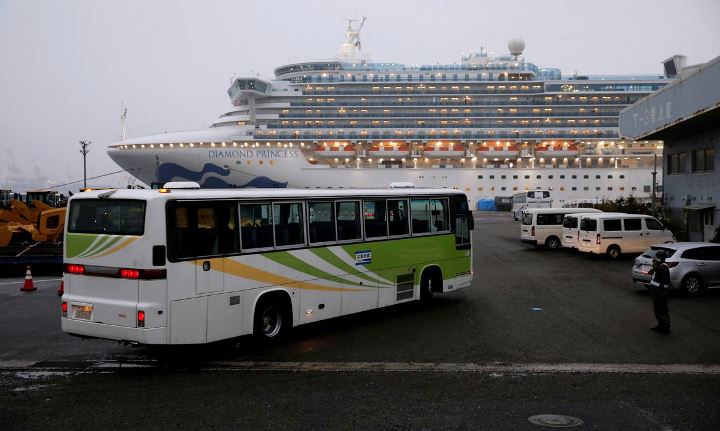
(363, 199), (388, 238)
(273, 202), (305, 247)
(240, 203), (273, 249)
(388, 199), (409, 236)
(336, 200), (361, 241)
(411, 198), (431, 234)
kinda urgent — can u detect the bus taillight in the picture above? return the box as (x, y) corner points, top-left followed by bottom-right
(596, 234), (601, 245)
(120, 269), (140, 279)
(137, 310), (145, 328)
(65, 264), (85, 274)
(61, 302), (67, 318)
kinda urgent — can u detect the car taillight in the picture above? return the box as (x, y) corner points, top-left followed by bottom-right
(596, 234), (601, 245)
(65, 264), (85, 274)
(120, 268), (140, 279)
(61, 302), (67, 318)
(137, 310), (145, 328)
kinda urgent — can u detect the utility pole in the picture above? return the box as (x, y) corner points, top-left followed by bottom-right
(79, 140), (91, 189)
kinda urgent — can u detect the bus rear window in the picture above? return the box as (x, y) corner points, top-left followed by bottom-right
(68, 199), (146, 235)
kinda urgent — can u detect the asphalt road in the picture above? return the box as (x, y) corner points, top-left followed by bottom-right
(1, 212), (719, 430)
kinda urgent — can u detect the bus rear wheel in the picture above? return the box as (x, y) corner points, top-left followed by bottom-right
(420, 269), (442, 302)
(254, 297), (289, 341)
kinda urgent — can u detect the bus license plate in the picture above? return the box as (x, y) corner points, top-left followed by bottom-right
(73, 305), (93, 320)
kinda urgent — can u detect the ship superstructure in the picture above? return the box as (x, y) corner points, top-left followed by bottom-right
(108, 21), (671, 205)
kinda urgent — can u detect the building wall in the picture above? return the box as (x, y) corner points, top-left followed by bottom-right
(663, 125), (719, 241)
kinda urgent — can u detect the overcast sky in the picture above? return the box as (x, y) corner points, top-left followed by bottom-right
(1, 0), (718, 191)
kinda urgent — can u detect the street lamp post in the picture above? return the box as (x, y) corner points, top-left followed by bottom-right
(79, 140), (91, 189)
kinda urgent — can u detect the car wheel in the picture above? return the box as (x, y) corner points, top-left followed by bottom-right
(545, 236), (560, 250)
(682, 274), (704, 296)
(606, 245), (621, 259)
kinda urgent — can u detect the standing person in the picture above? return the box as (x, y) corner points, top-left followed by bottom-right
(649, 249), (671, 334)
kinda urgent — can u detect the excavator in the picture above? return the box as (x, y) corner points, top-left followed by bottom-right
(0, 190), (66, 247)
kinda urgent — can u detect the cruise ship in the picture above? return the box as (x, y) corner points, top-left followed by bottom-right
(108, 20), (672, 206)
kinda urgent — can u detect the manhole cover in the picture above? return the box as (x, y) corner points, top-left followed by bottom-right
(528, 414), (584, 428)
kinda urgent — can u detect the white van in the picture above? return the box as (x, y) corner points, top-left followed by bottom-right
(521, 208), (602, 250)
(577, 213), (675, 259)
(562, 212), (622, 249)
(511, 190), (552, 221)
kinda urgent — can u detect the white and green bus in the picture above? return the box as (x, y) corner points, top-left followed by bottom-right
(61, 184), (474, 345)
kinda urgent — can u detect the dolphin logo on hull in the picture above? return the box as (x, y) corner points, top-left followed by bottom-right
(159, 162), (287, 188)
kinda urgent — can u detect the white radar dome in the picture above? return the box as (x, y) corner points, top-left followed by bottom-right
(508, 38), (525, 57)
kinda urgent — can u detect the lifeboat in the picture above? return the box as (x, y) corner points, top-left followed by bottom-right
(423, 141), (465, 158)
(476, 142), (520, 158)
(368, 142), (410, 157)
(314, 143), (357, 158)
(535, 142), (579, 158)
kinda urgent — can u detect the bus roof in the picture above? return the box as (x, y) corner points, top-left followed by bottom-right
(69, 187), (467, 202)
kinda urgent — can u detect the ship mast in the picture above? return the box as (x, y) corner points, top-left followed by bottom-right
(338, 16), (366, 60)
(120, 103), (128, 141)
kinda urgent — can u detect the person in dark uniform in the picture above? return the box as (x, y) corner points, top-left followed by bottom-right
(649, 249), (671, 334)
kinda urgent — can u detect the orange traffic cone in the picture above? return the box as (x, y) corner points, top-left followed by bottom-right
(57, 276), (64, 296)
(21, 266), (36, 292)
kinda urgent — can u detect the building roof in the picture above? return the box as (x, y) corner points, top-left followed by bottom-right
(619, 55), (720, 140)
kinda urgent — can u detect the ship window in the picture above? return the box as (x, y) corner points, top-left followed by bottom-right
(596, 175), (601, 179)
(536, 175), (541, 179)
(478, 175), (483, 179)
(571, 187), (577, 191)
(608, 175), (613, 179)
(584, 187), (589, 191)
(560, 175), (565, 179)
(572, 175), (577, 179)
(501, 175), (506, 179)
(584, 175), (589, 179)
(525, 175), (530, 179)
(596, 187), (601, 191)
(620, 175), (625, 179)
(548, 175), (554, 179)
(513, 175), (518, 179)
(489, 175), (495, 179)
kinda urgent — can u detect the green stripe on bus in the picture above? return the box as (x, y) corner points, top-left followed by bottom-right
(310, 247), (382, 285)
(264, 251), (363, 288)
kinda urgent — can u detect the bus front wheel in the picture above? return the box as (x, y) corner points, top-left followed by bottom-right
(254, 296), (289, 341)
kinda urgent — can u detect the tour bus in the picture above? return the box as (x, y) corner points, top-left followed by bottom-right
(60, 184), (474, 345)
(511, 189), (552, 221)
(521, 207), (602, 250)
(577, 213), (675, 259)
